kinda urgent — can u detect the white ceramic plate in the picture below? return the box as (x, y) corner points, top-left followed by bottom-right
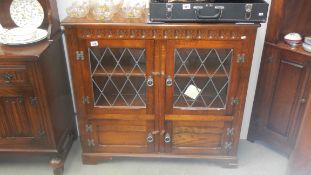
(10, 0), (44, 28)
(5, 27), (37, 41)
(0, 28), (48, 46)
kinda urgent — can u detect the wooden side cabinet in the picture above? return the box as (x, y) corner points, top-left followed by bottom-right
(248, 43), (311, 155)
(62, 16), (258, 166)
(0, 34), (76, 175)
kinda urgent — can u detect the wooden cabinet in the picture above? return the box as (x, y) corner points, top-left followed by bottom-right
(248, 0), (311, 157)
(0, 1), (76, 175)
(62, 16), (259, 166)
(248, 43), (311, 155)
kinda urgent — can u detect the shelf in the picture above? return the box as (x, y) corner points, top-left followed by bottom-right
(95, 94), (146, 107)
(92, 65), (146, 77)
(173, 93), (227, 109)
(269, 42), (311, 58)
(174, 66), (229, 78)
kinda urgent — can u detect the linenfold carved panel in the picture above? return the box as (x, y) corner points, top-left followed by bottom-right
(77, 28), (247, 40)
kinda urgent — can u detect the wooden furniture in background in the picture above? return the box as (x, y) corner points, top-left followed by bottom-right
(248, 0), (311, 156)
(288, 92), (311, 175)
(62, 15), (259, 166)
(0, 0), (76, 175)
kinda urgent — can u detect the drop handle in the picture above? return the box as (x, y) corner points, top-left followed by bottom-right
(166, 76), (173, 87)
(146, 76), (154, 87)
(146, 132), (154, 143)
(164, 133), (171, 143)
(2, 73), (13, 84)
(299, 98), (306, 104)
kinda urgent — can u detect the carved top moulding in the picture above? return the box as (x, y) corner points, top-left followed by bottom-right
(62, 15), (259, 40)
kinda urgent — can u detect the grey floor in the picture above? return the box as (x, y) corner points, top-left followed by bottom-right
(0, 140), (288, 175)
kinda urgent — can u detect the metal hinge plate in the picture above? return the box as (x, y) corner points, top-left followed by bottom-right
(227, 128), (234, 136)
(225, 142), (233, 150)
(237, 54), (246, 64)
(231, 98), (240, 105)
(30, 97), (39, 106)
(82, 96), (90, 104)
(87, 139), (95, 147)
(86, 124), (93, 132)
(76, 51), (84, 60)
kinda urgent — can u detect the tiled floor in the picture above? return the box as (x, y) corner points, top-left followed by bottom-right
(0, 140), (288, 175)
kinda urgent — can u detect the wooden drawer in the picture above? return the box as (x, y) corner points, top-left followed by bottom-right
(0, 64), (31, 86)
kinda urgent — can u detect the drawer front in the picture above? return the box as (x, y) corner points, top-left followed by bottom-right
(0, 64), (31, 86)
(88, 119), (155, 153)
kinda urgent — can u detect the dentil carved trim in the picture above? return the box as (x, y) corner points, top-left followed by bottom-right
(77, 28), (247, 40)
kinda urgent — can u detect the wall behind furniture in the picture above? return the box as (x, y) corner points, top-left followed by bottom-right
(56, 0), (271, 139)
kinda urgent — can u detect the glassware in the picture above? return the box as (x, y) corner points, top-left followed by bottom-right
(66, 0), (90, 18)
(91, 0), (116, 21)
(122, 0), (146, 18)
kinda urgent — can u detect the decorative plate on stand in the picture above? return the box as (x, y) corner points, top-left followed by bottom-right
(0, 0), (48, 45)
(10, 0), (44, 28)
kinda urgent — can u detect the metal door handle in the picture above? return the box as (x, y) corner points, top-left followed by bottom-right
(146, 76), (154, 87)
(166, 76), (173, 87)
(299, 98), (306, 104)
(164, 133), (171, 143)
(146, 132), (154, 143)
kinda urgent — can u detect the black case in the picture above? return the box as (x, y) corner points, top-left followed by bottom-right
(149, 0), (269, 23)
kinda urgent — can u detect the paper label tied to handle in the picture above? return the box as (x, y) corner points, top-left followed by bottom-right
(184, 84), (201, 100)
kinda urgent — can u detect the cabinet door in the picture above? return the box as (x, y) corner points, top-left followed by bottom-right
(163, 40), (242, 155)
(248, 44), (311, 155)
(80, 39), (155, 153)
(0, 63), (47, 147)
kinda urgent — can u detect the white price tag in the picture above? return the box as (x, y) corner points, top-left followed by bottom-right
(184, 84), (201, 100)
(183, 4), (191, 10)
(90, 41), (99, 47)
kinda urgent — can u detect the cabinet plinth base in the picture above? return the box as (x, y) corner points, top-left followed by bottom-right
(82, 152), (237, 166)
(82, 154), (112, 165)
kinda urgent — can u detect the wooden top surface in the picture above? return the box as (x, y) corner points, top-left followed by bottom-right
(61, 13), (260, 28)
(275, 42), (311, 58)
(0, 40), (51, 60)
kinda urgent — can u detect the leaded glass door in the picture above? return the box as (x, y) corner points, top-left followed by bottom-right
(165, 40), (241, 115)
(81, 40), (156, 153)
(163, 40), (242, 155)
(83, 40), (155, 114)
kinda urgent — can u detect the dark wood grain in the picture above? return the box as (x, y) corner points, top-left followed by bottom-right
(62, 14), (259, 166)
(0, 1), (75, 175)
(288, 92), (311, 175)
(265, 0), (311, 43)
(249, 43), (310, 155)
(248, 0), (311, 158)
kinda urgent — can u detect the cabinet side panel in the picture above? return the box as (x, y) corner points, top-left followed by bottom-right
(39, 34), (76, 149)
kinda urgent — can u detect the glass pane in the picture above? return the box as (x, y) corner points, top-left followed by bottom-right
(89, 47), (146, 107)
(174, 48), (232, 109)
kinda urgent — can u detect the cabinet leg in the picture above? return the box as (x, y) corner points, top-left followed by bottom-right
(50, 157), (65, 175)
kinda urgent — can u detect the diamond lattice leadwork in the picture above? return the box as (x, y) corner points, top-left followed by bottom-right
(89, 47), (146, 107)
(173, 48), (233, 109)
